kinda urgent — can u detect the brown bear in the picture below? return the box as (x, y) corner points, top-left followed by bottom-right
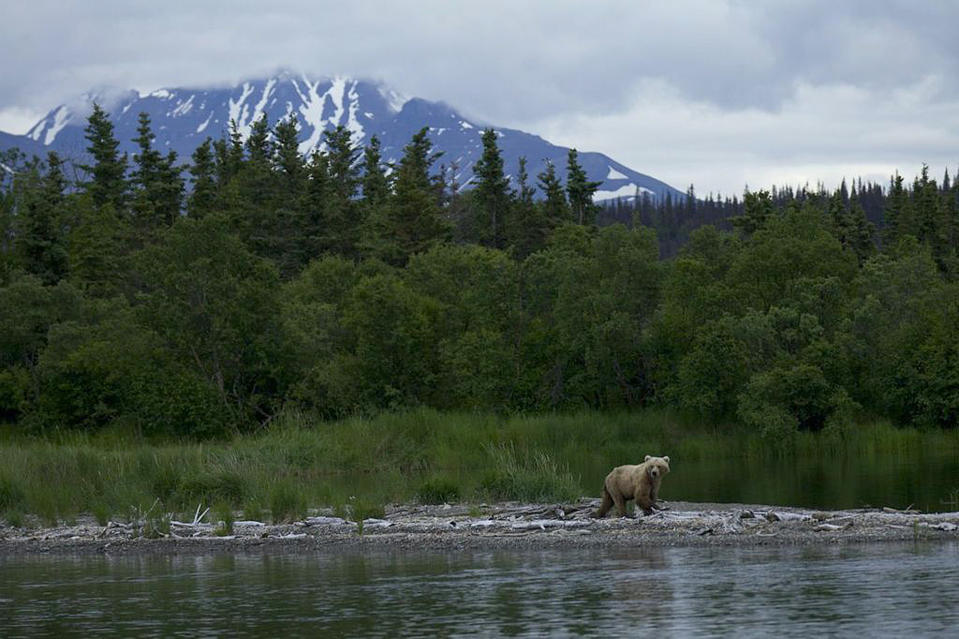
(591, 455), (671, 518)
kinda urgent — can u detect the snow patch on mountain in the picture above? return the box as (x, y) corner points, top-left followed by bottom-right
(606, 166), (628, 180)
(379, 86), (408, 113)
(253, 78), (276, 123)
(295, 76), (330, 154)
(327, 77), (346, 136)
(594, 183), (655, 201)
(345, 80), (364, 141)
(27, 105), (72, 145)
(196, 111), (213, 134)
(172, 95), (195, 117)
(228, 82), (256, 139)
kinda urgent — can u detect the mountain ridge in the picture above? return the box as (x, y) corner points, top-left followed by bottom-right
(0, 72), (685, 202)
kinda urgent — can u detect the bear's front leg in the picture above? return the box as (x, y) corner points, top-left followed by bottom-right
(634, 489), (654, 516)
(612, 492), (628, 518)
(649, 485), (665, 511)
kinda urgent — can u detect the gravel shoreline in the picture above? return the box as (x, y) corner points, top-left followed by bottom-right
(2, 499), (958, 555)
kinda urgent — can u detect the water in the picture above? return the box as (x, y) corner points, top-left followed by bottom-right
(575, 449), (959, 513)
(2, 543), (958, 637)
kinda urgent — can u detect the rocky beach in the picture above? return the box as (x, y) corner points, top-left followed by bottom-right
(3, 500), (958, 555)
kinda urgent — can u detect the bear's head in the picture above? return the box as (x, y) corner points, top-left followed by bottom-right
(643, 455), (670, 480)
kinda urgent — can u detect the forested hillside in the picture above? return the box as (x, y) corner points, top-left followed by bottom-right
(2, 106), (958, 438)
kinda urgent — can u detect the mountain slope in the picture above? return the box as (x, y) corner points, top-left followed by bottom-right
(1, 72), (684, 202)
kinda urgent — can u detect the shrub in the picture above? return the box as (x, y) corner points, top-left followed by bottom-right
(0, 474), (26, 511)
(416, 476), (461, 504)
(177, 470), (247, 508)
(91, 502), (111, 526)
(479, 443), (580, 503)
(242, 500), (264, 523)
(269, 480), (306, 523)
(738, 363), (855, 433)
(213, 502), (235, 536)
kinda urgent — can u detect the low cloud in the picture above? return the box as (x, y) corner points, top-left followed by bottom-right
(532, 76), (959, 196)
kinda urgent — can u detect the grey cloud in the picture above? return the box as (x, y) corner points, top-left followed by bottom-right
(5, 0), (957, 124)
(2, 0), (957, 195)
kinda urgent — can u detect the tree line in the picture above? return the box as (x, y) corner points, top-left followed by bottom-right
(1, 105), (958, 438)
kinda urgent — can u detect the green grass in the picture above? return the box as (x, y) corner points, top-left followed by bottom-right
(213, 502), (235, 536)
(269, 479), (307, 523)
(416, 475), (461, 504)
(479, 442), (580, 503)
(0, 408), (957, 521)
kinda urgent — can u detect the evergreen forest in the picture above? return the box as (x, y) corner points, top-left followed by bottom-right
(2, 106), (959, 441)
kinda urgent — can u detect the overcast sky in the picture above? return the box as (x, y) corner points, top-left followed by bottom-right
(2, 0), (957, 196)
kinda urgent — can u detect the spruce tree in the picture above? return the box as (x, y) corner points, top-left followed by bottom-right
(272, 114), (304, 199)
(565, 149), (601, 225)
(213, 120), (245, 189)
(516, 157), (535, 205)
(472, 128), (512, 248)
(267, 115), (308, 275)
(914, 164), (945, 261)
(227, 115), (278, 261)
(947, 169), (959, 254)
(360, 135), (390, 208)
(537, 160), (569, 227)
(156, 151), (184, 226)
(14, 153), (69, 284)
(301, 149), (331, 262)
(883, 173), (914, 246)
(132, 112), (161, 186)
(685, 184), (697, 219)
(245, 115), (272, 165)
(358, 135), (392, 259)
(384, 127), (450, 264)
(510, 156), (549, 258)
(188, 138), (217, 219)
(81, 103), (128, 213)
(241, 115), (273, 207)
(731, 190), (774, 236)
(827, 190), (851, 249)
(68, 196), (124, 297)
(324, 125), (361, 256)
(131, 112), (183, 234)
(848, 193), (876, 265)
(0, 150), (20, 274)
(325, 125), (360, 201)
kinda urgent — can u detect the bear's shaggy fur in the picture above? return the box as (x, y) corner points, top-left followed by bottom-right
(591, 455), (671, 518)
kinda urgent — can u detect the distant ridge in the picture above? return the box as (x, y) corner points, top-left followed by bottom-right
(0, 72), (685, 202)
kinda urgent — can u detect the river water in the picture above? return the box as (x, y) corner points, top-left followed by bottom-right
(566, 443), (959, 513)
(2, 542), (957, 637)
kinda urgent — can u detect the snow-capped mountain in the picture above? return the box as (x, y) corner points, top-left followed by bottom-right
(2, 72), (684, 202)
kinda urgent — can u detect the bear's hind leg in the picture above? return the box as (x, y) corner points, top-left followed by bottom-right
(612, 492), (628, 517)
(591, 486), (614, 518)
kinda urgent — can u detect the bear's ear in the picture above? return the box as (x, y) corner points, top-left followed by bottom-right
(644, 455), (651, 462)
(663, 456), (670, 464)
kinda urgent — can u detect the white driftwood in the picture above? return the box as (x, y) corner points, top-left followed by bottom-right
(883, 506), (921, 515)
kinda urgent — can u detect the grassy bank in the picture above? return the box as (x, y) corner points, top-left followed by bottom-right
(2, 408), (958, 526)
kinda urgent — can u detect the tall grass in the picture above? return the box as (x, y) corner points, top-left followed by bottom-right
(1, 408), (957, 523)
